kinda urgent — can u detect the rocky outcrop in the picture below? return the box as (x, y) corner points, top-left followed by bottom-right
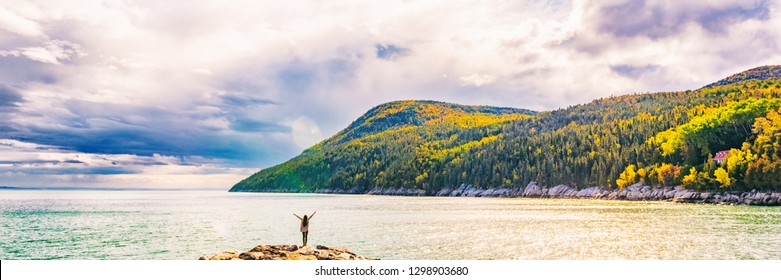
(199, 245), (377, 260)
(310, 181), (781, 206)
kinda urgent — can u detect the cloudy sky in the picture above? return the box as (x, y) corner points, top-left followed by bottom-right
(1, 0), (780, 189)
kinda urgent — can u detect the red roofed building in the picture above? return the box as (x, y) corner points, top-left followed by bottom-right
(713, 150), (730, 164)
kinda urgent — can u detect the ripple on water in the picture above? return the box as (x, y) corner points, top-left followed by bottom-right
(2, 191), (781, 259)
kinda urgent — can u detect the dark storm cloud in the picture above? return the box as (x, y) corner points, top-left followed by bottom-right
(229, 118), (291, 133)
(220, 94), (278, 107)
(0, 97), (289, 167)
(0, 166), (135, 175)
(10, 124), (276, 166)
(0, 159), (82, 165)
(598, 0), (771, 38)
(0, 84), (24, 108)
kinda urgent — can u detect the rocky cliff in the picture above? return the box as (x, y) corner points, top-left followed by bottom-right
(199, 244), (377, 260)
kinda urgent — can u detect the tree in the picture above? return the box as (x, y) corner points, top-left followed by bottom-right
(714, 167), (731, 188)
(682, 167), (698, 186)
(682, 166), (716, 191)
(616, 164), (638, 189)
(656, 163), (680, 187)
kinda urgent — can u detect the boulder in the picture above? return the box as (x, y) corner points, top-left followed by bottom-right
(548, 185), (574, 198)
(239, 251), (267, 260)
(436, 188), (452, 196)
(576, 187), (601, 198)
(627, 182), (643, 192)
(492, 188), (511, 197)
(523, 182), (543, 197)
(199, 250), (240, 260)
(480, 189), (496, 197)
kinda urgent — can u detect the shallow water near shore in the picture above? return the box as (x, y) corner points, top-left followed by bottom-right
(1, 190), (780, 260)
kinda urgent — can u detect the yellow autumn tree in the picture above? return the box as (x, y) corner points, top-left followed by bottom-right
(714, 167), (731, 188)
(636, 167), (647, 181)
(682, 167), (698, 186)
(616, 164), (637, 189)
(656, 163), (679, 187)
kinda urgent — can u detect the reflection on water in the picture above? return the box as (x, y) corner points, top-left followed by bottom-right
(1, 191), (780, 259)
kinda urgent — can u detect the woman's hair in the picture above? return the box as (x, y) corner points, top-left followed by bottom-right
(302, 215), (309, 225)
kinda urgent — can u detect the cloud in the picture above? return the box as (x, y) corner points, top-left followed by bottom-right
(229, 118), (291, 133)
(460, 73), (497, 87)
(0, 40), (85, 64)
(375, 44), (409, 60)
(596, 0), (771, 38)
(610, 64), (661, 79)
(1, 0), (781, 188)
(0, 139), (254, 188)
(0, 84), (24, 108)
(0, 7), (44, 38)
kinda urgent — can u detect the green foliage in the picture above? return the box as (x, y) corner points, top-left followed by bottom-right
(231, 66), (781, 193)
(682, 167), (717, 190)
(650, 98), (781, 164)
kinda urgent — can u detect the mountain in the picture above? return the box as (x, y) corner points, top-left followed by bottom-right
(231, 100), (535, 192)
(705, 65), (781, 88)
(231, 66), (781, 193)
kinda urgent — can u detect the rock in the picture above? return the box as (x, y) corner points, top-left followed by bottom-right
(576, 187), (599, 198)
(627, 182), (643, 192)
(250, 245), (269, 252)
(239, 251), (267, 260)
(405, 189), (425, 196)
(436, 188), (452, 196)
(329, 180), (781, 206)
(285, 252), (318, 260)
(493, 188), (511, 197)
(199, 250), (240, 260)
(626, 190), (641, 200)
(201, 245), (377, 260)
(463, 185), (481, 197)
(449, 184), (467, 196)
(548, 185), (573, 198)
(523, 181), (543, 197)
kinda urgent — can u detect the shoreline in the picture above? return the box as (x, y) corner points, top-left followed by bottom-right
(237, 182), (781, 206)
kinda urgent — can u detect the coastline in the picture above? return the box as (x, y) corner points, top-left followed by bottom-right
(240, 182), (781, 206)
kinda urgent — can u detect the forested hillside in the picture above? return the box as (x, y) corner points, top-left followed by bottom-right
(231, 66), (781, 193)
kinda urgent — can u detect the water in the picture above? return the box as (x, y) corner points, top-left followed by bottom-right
(1, 190), (780, 260)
